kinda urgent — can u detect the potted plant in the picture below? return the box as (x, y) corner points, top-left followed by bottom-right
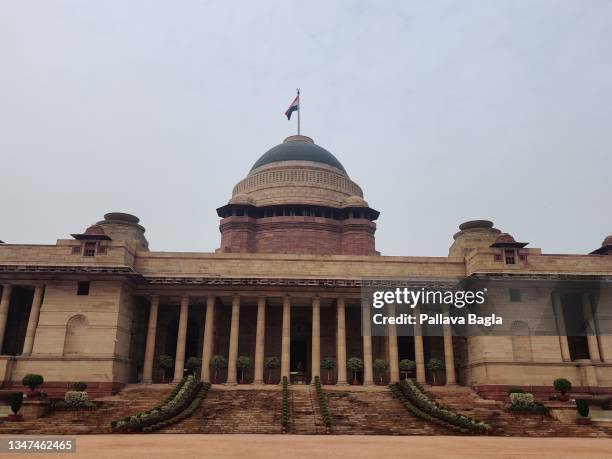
(264, 356), (280, 384)
(321, 357), (336, 385)
(576, 399), (591, 425)
(374, 358), (389, 384)
(554, 378), (572, 402)
(158, 354), (174, 383)
(236, 355), (252, 384)
(210, 355), (227, 384)
(8, 392), (23, 421)
(185, 357), (202, 377)
(22, 374), (44, 398)
(426, 358), (444, 385)
(399, 359), (415, 381)
(347, 357), (363, 385)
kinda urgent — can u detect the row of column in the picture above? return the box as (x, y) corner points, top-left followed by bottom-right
(141, 293), (456, 385)
(0, 284), (45, 356)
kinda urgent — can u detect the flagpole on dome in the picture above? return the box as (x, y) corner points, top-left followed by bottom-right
(297, 88), (301, 136)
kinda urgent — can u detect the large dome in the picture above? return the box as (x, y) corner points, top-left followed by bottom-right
(250, 135), (346, 173)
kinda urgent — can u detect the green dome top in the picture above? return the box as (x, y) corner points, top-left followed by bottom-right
(251, 135), (346, 173)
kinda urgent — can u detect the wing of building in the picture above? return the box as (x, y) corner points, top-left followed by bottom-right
(0, 134), (611, 401)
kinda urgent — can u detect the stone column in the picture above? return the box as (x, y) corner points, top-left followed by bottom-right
(280, 295), (291, 381)
(227, 294), (241, 384)
(22, 285), (44, 355)
(173, 295), (189, 382)
(414, 305), (426, 384)
(552, 292), (571, 362)
(311, 296), (321, 382)
(387, 303), (400, 383)
(0, 284), (13, 352)
(336, 298), (348, 385)
(582, 293), (601, 362)
(143, 295), (159, 384)
(201, 295), (215, 382)
(361, 298), (374, 385)
(442, 306), (456, 385)
(254, 295), (266, 384)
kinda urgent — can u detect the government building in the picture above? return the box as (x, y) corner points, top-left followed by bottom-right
(1, 133), (611, 406)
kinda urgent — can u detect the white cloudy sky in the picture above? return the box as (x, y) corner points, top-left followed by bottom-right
(1, 0), (610, 256)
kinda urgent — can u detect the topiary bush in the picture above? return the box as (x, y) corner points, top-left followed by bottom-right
(399, 359), (415, 381)
(576, 399), (590, 418)
(554, 378), (572, 396)
(374, 358), (389, 384)
(22, 374), (44, 392)
(281, 376), (289, 432)
(347, 357), (363, 384)
(158, 354), (174, 382)
(185, 357), (202, 376)
(314, 376), (332, 430)
(236, 356), (252, 383)
(210, 355), (227, 383)
(264, 356), (280, 384)
(10, 392), (23, 414)
(71, 381), (87, 392)
(321, 357), (336, 384)
(426, 358), (444, 385)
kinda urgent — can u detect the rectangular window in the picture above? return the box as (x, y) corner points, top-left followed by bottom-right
(505, 250), (516, 265)
(83, 242), (96, 257)
(77, 281), (90, 296)
(71, 246), (81, 254)
(509, 288), (521, 302)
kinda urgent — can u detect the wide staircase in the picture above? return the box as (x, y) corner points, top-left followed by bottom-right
(160, 386), (281, 434)
(0, 385), (173, 435)
(427, 385), (612, 437)
(325, 386), (452, 435)
(288, 385), (325, 434)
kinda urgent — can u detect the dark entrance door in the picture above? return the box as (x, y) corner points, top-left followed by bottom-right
(290, 339), (308, 373)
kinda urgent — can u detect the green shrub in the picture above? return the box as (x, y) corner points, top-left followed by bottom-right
(509, 392), (535, 407)
(347, 357), (363, 384)
(553, 378), (572, 395)
(314, 376), (332, 429)
(71, 381), (87, 392)
(185, 357), (202, 375)
(281, 376), (289, 431)
(158, 354), (174, 381)
(22, 374), (44, 391)
(210, 355), (227, 383)
(236, 356), (252, 382)
(576, 399), (590, 418)
(426, 358), (444, 385)
(264, 356), (280, 383)
(321, 357), (336, 384)
(399, 359), (415, 380)
(10, 392), (23, 414)
(374, 358), (389, 383)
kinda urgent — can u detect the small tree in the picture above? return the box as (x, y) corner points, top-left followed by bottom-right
(554, 378), (572, 397)
(347, 357), (364, 385)
(11, 392), (23, 415)
(210, 355), (227, 383)
(186, 357), (202, 376)
(374, 358), (389, 384)
(264, 356), (280, 384)
(399, 359), (415, 381)
(22, 374), (44, 393)
(321, 357), (336, 384)
(158, 354), (174, 383)
(426, 358), (444, 385)
(236, 356), (252, 383)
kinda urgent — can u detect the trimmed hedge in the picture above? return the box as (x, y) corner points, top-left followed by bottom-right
(111, 375), (202, 433)
(507, 392), (549, 414)
(314, 376), (331, 429)
(281, 376), (289, 432)
(396, 379), (491, 434)
(142, 383), (211, 432)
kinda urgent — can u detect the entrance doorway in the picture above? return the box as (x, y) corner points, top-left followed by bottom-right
(290, 339), (308, 374)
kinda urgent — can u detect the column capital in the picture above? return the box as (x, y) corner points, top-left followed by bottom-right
(257, 294), (267, 301)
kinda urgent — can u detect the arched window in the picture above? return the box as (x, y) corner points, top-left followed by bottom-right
(63, 314), (90, 355)
(510, 321), (532, 362)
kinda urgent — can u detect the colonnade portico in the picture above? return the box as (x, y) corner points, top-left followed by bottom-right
(139, 292), (453, 387)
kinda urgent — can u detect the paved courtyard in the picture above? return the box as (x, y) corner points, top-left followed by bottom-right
(2, 435), (612, 458)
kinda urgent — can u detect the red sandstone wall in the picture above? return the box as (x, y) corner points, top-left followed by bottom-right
(219, 216), (377, 255)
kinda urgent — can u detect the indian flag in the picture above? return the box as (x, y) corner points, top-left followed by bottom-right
(285, 95), (299, 120)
